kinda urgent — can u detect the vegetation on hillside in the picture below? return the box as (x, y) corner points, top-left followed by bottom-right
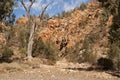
(0, 0), (120, 74)
(98, 0), (120, 70)
(0, 0), (15, 24)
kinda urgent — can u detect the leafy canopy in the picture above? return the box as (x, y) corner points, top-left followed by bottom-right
(0, 0), (15, 24)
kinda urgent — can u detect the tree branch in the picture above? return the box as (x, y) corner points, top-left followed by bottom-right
(21, 0), (35, 18)
(21, 0), (28, 12)
(28, 0), (35, 13)
(39, 3), (50, 20)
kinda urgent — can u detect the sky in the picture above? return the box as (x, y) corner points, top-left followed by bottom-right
(13, 0), (90, 19)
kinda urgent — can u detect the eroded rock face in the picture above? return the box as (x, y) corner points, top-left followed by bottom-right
(36, 2), (112, 58)
(0, 22), (6, 56)
(0, 22), (6, 46)
(0, 33), (6, 45)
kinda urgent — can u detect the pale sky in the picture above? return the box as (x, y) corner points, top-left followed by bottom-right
(13, 0), (90, 19)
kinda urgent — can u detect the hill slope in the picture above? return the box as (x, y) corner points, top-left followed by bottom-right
(35, 2), (113, 61)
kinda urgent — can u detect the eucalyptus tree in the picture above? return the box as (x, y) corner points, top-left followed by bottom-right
(0, 0), (15, 24)
(17, 0), (50, 60)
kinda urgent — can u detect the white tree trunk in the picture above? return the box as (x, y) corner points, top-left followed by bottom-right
(27, 22), (35, 60)
(21, 0), (49, 61)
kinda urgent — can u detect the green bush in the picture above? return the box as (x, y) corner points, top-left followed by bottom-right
(98, 0), (119, 15)
(2, 46), (13, 59)
(44, 41), (58, 61)
(108, 42), (120, 70)
(82, 49), (97, 64)
(19, 48), (26, 58)
(100, 0), (120, 71)
(15, 25), (29, 49)
(5, 25), (16, 46)
(63, 38), (97, 63)
(101, 10), (109, 22)
(64, 42), (81, 63)
(109, 22), (120, 70)
(0, 0), (14, 23)
(33, 38), (59, 65)
(109, 23), (120, 43)
(82, 38), (98, 64)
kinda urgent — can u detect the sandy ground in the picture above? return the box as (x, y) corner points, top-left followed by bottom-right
(0, 63), (119, 80)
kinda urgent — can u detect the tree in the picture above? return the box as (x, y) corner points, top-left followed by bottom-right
(0, 0), (15, 24)
(20, 0), (50, 60)
(98, 0), (119, 15)
(98, 0), (120, 70)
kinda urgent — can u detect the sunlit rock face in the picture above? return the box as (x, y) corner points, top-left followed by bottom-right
(0, 22), (6, 56)
(16, 17), (29, 26)
(0, 22), (6, 46)
(38, 2), (112, 58)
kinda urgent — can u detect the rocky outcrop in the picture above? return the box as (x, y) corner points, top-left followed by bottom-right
(0, 22), (6, 56)
(0, 22), (6, 46)
(37, 2), (112, 58)
(16, 17), (28, 26)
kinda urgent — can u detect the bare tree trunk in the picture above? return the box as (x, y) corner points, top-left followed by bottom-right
(21, 0), (50, 60)
(27, 22), (35, 60)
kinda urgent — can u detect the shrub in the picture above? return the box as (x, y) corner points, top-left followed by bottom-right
(44, 41), (58, 61)
(101, 10), (109, 22)
(19, 48), (26, 58)
(15, 24), (29, 49)
(1, 46), (13, 59)
(109, 23), (120, 44)
(97, 57), (114, 70)
(5, 25), (16, 46)
(108, 42), (120, 70)
(82, 38), (98, 64)
(82, 49), (97, 64)
(65, 41), (81, 63)
(64, 38), (97, 64)
(65, 48), (80, 63)
(109, 22), (120, 70)
(32, 38), (46, 57)
(0, 0), (14, 23)
(33, 38), (59, 65)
